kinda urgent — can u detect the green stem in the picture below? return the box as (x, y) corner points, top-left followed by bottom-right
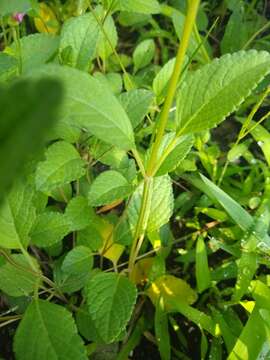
(128, 177), (153, 277)
(127, 1), (200, 278)
(12, 26), (22, 75)
(146, 0), (200, 176)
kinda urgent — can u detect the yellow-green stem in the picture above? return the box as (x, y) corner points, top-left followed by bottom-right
(146, 0), (200, 176)
(128, 1), (200, 277)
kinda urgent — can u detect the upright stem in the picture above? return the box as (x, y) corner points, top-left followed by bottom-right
(146, 0), (200, 176)
(128, 1), (200, 277)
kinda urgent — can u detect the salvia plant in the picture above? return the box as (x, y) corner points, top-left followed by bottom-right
(1, 0), (270, 359)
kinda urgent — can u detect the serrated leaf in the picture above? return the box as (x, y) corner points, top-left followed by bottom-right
(117, 0), (161, 14)
(119, 89), (154, 128)
(30, 212), (70, 247)
(0, 254), (39, 297)
(176, 50), (270, 135)
(88, 170), (132, 206)
(77, 225), (103, 251)
(86, 273), (137, 343)
(9, 34), (59, 74)
(65, 196), (94, 231)
(0, 79), (62, 201)
(30, 65), (135, 150)
(60, 13), (99, 70)
(147, 274), (197, 310)
(54, 257), (90, 293)
(133, 39), (155, 72)
(0, 0), (31, 15)
(157, 133), (194, 175)
(128, 175), (174, 233)
(35, 141), (85, 193)
(0, 180), (36, 249)
(62, 246), (93, 275)
(14, 299), (87, 360)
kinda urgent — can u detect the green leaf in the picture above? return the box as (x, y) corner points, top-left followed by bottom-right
(31, 65), (135, 150)
(86, 273), (137, 343)
(176, 50), (270, 135)
(199, 174), (253, 232)
(0, 254), (39, 297)
(9, 34), (59, 74)
(0, 79), (62, 202)
(196, 236), (211, 293)
(0, 180), (36, 249)
(88, 170), (133, 206)
(153, 58), (176, 102)
(119, 89), (154, 128)
(54, 257), (90, 293)
(0, 53), (18, 81)
(0, 0), (31, 15)
(14, 299), (87, 360)
(117, 0), (161, 14)
(95, 6), (118, 61)
(30, 212), (70, 247)
(155, 297), (171, 360)
(60, 13), (99, 70)
(77, 225), (103, 251)
(169, 299), (217, 336)
(233, 251), (258, 302)
(65, 196), (94, 231)
(228, 306), (270, 360)
(133, 39), (155, 72)
(128, 175), (174, 233)
(62, 246), (93, 275)
(157, 133), (194, 175)
(240, 119), (270, 167)
(35, 141), (85, 193)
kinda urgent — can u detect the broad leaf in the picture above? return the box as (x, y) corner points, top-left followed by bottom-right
(35, 141), (85, 193)
(117, 0), (161, 14)
(0, 79), (62, 201)
(54, 257), (90, 294)
(14, 300), (87, 360)
(0, 0), (31, 15)
(59, 13), (99, 70)
(176, 50), (270, 135)
(30, 65), (135, 150)
(0, 180), (36, 249)
(86, 273), (137, 343)
(88, 170), (133, 206)
(119, 89), (154, 128)
(156, 133), (194, 175)
(0, 52), (18, 81)
(133, 39), (155, 72)
(128, 175), (174, 233)
(9, 34), (59, 74)
(62, 246), (93, 275)
(153, 58), (176, 102)
(65, 196), (94, 231)
(30, 212), (70, 247)
(0, 254), (39, 297)
(147, 274), (197, 309)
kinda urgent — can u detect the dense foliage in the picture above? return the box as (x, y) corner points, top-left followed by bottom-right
(1, 0), (270, 359)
